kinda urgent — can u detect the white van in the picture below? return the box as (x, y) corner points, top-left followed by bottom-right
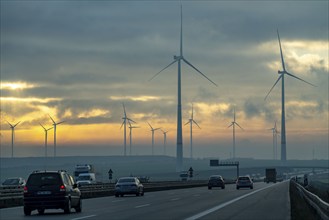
(76, 173), (96, 185)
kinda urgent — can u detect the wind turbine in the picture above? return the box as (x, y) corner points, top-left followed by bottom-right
(128, 121), (139, 156)
(147, 122), (160, 156)
(40, 123), (53, 158)
(265, 30), (316, 162)
(48, 115), (65, 157)
(227, 107), (243, 160)
(6, 121), (20, 158)
(269, 121), (279, 160)
(149, 4), (217, 171)
(121, 103), (136, 156)
(161, 129), (169, 155)
(184, 104), (200, 159)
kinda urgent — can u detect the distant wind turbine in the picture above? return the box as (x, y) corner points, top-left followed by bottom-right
(49, 115), (65, 157)
(149, 4), (217, 171)
(184, 104), (200, 159)
(265, 30), (316, 162)
(227, 107), (243, 160)
(6, 121), (20, 158)
(269, 121), (279, 160)
(121, 103), (136, 156)
(148, 122), (160, 156)
(40, 123), (53, 158)
(128, 121), (139, 156)
(161, 129), (169, 155)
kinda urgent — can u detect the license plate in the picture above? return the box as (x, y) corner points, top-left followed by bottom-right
(37, 191), (51, 195)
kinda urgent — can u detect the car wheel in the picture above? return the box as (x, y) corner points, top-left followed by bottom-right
(64, 199), (71, 214)
(24, 206), (31, 216)
(75, 199), (82, 213)
(120, 194), (124, 197)
(115, 193), (119, 197)
(222, 186), (225, 189)
(38, 209), (45, 215)
(236, 186), (239, 190)
(250, 186), (253, 189)
(208, 186), (211, 190)
(141, 191), (144, 196)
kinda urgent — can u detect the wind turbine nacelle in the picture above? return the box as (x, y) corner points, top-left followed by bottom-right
(174, 55), (181, 60)
(278, 70), (284, 74)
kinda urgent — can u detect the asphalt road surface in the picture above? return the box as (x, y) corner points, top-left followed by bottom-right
(0, 181), (290, 220)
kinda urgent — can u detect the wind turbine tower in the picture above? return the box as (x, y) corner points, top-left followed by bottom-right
(40, 123), (53, 158)
(265, 30), (316, 162)
(128, 122), (139, 156)
(150, 4), (217, 171)
(185, 104), (200, 159)
(227, 107), (243, 160)
(49, 115), (65, 157)
(148, 122), (160, 156)
(269, 121), (279, 160)
(121, 103), (136, 156)
(161, 129), (169, 155)
(6, 121), (20, 158)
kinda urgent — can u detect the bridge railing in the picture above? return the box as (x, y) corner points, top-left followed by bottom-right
(291, 179), (329, 220)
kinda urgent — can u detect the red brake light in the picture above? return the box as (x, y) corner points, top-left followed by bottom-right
(60, 184), (65, 191)
(24, 186), (28, 193)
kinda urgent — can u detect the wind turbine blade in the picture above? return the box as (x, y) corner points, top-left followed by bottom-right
(127, 118), (136, 124)
(57, 121), (65, 125)
(193, 120), (201, 129)
(149, 60), (177, 81)
(277, 29), (286, 71)
(285, 71), (316, 87)
(6, 121), (13, 127)
(48, 114), (56, 124)
(184, 121), (190, 126)
(154, 128), (161, 131)
(235, 122), (244, 130)
(122, 103), (127, 117)
(47, 127), (53, 131)
(182, 58), (218, 87)
(264, 75), (282, 100)
(228, 123), (233, 128)
(13, 121), (21, 127)
(147, 122), (153, 130)
(39, 123), (46, 130)
(180, 4), (183, 56)
(120, 120), (125, 130)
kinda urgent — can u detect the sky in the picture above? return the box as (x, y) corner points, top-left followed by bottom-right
(0, 0), (328, 160)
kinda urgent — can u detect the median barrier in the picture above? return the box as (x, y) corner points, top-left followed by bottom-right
(291, 179), (329, 220)
(0, 180), (209, 208)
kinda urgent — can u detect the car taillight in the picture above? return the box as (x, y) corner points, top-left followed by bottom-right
(60, 184), (66, 191)
(24, 186), (28, 193)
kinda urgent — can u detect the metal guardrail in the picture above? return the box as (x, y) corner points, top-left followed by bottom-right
(292, 179), (329, 220)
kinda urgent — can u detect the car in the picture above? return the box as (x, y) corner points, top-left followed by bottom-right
(115, 177), (144, 197)
(208, 175), (225, 189)
(1, 177), (26, 187)
(76, 173), (97, 185)
(23, 170), (82, 216)
(236, 176), (253, 190)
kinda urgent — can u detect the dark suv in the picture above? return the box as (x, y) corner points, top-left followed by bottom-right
(208, 175), (225, 189)
(23, 170), (82, 215)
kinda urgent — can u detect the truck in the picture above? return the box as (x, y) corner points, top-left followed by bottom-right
(74, 164), (94, 181)
(265, 168), (277, 183)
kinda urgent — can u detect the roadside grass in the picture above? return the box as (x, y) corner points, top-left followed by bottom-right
(290, 181), (320, 220)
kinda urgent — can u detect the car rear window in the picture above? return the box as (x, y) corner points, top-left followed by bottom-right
(118, 178), (135, 183)
(27, 173), (61, 186)
(238, 177), (250, 180)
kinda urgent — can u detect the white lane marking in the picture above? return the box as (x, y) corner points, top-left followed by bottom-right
(71, 215), (97, 220)
(135, 204), (150, 208)
(171, 197), (180, 201)
(185, 183), (281, 220)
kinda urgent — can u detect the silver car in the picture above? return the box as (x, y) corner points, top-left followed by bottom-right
(236, 176), (253, 189)
(115, 177), (144, 197)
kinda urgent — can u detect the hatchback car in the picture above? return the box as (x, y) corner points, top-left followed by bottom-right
(115, 177), (144, 197)
(236, 176), (253, 189)
(208, 175), (225, 189)
(23, 170), (82, 215)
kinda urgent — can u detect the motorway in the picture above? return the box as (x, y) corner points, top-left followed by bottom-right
(0, 181), (290, 220)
